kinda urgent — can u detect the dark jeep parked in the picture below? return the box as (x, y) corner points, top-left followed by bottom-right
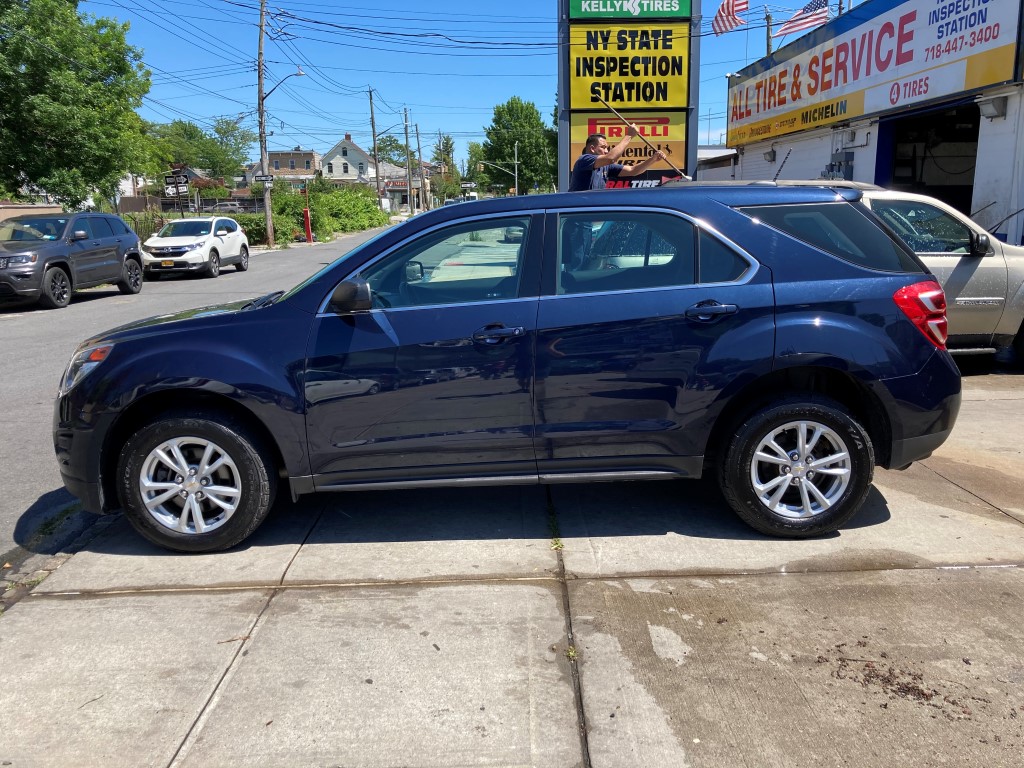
(0, 213), (143, 308)
(54, 185), (961, 552)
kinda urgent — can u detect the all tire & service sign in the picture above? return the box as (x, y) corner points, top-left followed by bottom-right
(559, 0), (698, 186)
(726, 0), (1021, 146)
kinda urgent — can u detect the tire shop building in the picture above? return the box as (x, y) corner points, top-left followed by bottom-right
(726, 0), (1024, 245)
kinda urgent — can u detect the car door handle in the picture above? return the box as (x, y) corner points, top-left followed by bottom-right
(472, 324), (525, 343)
(685, 301), (738, 321)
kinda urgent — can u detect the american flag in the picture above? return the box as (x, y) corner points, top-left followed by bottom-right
(712, 0), (749, 36)
(773, 0), (830, 37)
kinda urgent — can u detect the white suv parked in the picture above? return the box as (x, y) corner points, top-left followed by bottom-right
(141, 217), (249, 279)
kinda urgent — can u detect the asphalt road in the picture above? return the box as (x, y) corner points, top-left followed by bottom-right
(0, 228), (386, 565)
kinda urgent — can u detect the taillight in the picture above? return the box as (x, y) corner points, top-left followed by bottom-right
(893, 280), (948, 349)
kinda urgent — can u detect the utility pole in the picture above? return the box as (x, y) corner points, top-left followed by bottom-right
(403, 108), (414, 214)
(765, 7), (773, 56)
(368, 87), (383, 211)
(257, 0), (274, 247)
(415, 123), (427, 211)
(514, 141), (519, 196)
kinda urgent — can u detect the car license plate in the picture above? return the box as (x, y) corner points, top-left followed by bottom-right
(161, 260), (174, 267)
(0, 257), (7, 269)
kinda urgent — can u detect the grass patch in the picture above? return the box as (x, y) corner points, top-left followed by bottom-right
(27, 501), (83, 550)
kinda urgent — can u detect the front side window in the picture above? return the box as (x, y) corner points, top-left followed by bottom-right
(557, 211), (696, 294)
(90, 217), (114, 238)
(357, 217), (530, 309)
(739, 202), (921, 272)
(868, 199), (973, 254)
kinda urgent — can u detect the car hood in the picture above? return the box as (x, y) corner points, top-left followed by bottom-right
(82, 298), (254, 345)
(144, 235), (208, 247)
(0, 240), (61, 256)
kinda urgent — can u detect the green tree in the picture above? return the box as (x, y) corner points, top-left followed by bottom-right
(430, 133), (462, 202)
(482, 97), (555, 195)
(0, 0), (151, 207)
(466, 142), (490, 190)
(203, 118), (257, 181)
(374, 134), (409, 167)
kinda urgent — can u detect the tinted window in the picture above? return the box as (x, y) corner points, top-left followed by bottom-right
(217, 219), (237, 233)
(90, 217), (114, 237)
(867, 199), (973, 254)
(106, 216), (131, 235)
(358, 217), (530, 308)
(699, 231), (750, 283)
(738, 202), (921, 272)
(557, 211), (695, 295)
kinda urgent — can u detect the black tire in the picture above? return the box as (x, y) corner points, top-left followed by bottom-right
(367, 383), (380, 395)
(38, 266), (71, 308)
(718, 397), (874, 537)
(116, 412), (276, 552)
(205, 251), (220, 278)
(118, 259), (143, 295)
(235, 245), (249, 272)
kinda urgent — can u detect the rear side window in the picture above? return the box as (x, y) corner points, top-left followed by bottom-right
(739, 202), (922, 272)
(106, 216), (131, 235)
(90, 217), (114, 238)
(699, 231), (750, 283)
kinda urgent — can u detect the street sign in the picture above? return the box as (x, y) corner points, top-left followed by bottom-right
(164, 185), (177, 197)
(460, 182), (476, 189)
(164, 175), (176, 186)
(253, 174), (274, 183)
(174, 174), (188, 184)
(176, 184), (189, 195)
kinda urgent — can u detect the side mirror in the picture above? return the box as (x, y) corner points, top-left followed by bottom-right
(970, 232), (991, 257)
(216, 229), (228, 236)
(72, 230), (88, 241)
(405, 261), (424, 282)
(328, 278), (372, 313)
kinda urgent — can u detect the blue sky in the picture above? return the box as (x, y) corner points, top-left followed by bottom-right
(79, 0), (823, 167)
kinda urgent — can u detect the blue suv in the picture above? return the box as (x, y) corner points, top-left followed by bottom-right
(53, 186), (961, 552)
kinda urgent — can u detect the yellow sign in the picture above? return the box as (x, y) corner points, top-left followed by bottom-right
(570, 111), (686, 175)
(569, 23), (690, 110)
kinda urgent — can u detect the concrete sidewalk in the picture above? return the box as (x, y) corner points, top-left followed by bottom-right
(2, 374), (1023, 767)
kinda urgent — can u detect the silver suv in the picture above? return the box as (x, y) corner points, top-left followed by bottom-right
(0, 213), (143, 309)
(861, 190), (1024, 357)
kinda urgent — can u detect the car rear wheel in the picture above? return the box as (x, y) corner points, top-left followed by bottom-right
(118, 259), (143, 294)
(235, 245), (249, 272)
(718, 397), (874, 537)
(206, 251), (220, 278)
(39, 266), (71, 308)
(116, 413), (276, 552)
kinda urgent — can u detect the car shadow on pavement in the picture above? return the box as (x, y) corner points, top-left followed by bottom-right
(68, 478), (892, 558)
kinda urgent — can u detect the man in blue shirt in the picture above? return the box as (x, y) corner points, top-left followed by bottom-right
(569, 125), (667, 191)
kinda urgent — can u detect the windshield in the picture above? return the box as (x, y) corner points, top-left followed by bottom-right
(279, 227), (396, 303)
(1, 217), (68, 242)
(157, 220), (212, 238)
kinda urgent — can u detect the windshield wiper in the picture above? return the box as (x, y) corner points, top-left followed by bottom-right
(242, 290), (284, 310)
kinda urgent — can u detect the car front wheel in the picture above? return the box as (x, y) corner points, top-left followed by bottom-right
(116, 412), (276, 552)
(39, 266), (71, 308)
(718, 397), (874, 537)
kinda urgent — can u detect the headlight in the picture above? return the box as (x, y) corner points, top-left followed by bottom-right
(59, 343), (115, 395)
(6, 254), (37, 265)
(185, 241), (206, 251)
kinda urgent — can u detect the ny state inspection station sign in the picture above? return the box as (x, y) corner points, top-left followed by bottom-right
(569, 22), (691, 109)
(569, 0), (692, 19)
(726, 0), (1021, 146)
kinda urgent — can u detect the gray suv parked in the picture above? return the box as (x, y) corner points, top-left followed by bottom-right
(0, 213), (143, 309)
